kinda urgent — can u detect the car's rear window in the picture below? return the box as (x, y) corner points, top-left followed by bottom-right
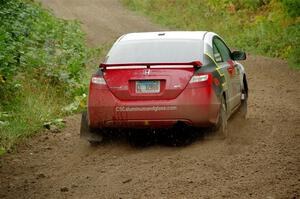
(106, 39), (204, 64)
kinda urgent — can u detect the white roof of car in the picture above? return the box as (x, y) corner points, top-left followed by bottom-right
(119, 31), (208, 41)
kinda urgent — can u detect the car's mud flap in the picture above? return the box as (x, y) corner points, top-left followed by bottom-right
(80, 112), (103, 143)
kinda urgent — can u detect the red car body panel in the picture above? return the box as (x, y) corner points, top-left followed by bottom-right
(88, 66), (220, 129)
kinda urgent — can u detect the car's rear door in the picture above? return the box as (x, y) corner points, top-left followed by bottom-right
(213, 37), (240, 112)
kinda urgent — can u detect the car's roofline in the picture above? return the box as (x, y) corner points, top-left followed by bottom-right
(109, 31), (225, 66)
(118, 31), (209, 42)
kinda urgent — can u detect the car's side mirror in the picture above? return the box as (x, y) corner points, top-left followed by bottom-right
(231, 51), (246, 61)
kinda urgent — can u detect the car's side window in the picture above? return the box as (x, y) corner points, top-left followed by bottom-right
(213, 43), (223, 63)
(213, 37), (231, 62)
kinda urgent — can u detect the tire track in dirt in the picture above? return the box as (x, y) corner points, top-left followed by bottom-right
(0, 1), (299, 199)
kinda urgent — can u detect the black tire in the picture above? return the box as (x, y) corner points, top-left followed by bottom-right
(239, 77), (248, 119)
(239, 86), (248, 119)
(80, 112), (103, 145)
(214, 96), (228, 139)
(240, 95), (247, 119)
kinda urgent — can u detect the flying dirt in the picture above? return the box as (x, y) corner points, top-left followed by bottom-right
(0, 0), (299, 198)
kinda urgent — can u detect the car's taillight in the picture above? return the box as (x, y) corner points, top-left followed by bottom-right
(90, 75), (107, 90)
(189, 74), (209, 83)
(188, 73), (212, 88)
(91, 76), (106, 85)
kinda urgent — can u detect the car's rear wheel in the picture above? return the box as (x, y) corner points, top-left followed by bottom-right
(80, 112), (103, 145)
(239, 87), (248, 119)
(214, 96), (228, 139)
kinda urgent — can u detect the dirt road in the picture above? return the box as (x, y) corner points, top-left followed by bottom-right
(1, 0), (300, 198)
(38, 0), (163, 46)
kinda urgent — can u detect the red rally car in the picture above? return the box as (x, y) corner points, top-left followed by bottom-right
(81, 31), (248, 143)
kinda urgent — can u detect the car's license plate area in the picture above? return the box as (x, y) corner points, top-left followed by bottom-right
(136, 80), (160, 94)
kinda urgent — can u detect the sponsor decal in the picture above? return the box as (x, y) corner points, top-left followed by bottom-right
(205, 53), (227, 90)
(115, 106), (177, 112)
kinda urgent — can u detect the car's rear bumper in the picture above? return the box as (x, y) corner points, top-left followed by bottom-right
(88, 87), (220, 128)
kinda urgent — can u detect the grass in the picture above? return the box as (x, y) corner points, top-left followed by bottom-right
(122, 0), (300, 69)
(0, 0), (114, 154)
(0, 81), (65, 151)
(0, 46), (109, 153)
(0, 41), (112, 153)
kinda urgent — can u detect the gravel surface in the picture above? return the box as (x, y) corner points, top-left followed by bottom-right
(0, 0), (299, 198)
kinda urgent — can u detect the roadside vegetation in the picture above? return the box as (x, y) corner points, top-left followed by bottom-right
(122, 0), (300, 68)
(0, 0), (108, 154)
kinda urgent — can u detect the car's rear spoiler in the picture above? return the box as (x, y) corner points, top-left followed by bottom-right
(99, 61), (202, 71)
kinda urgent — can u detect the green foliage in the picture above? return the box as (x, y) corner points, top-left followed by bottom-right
(0, 82), (65, 151)
(281, 0), (300, 17)
(0, 0), (101, 153)
(0, 147), (5, 156)
(208, 0), (269, 11)
(123, 0), (300, 69)
(62, 93), (87, 113)
(0, 0), (88, 99)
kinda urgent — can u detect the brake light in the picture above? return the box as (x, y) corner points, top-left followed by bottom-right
(91, 76), (106, 85)
(188, 73), (212, 88)
(189, 74), (209, 83)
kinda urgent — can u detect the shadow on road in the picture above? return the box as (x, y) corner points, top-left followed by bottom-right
(91, 110), (249, 148)
(94, 125), (216, 148)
